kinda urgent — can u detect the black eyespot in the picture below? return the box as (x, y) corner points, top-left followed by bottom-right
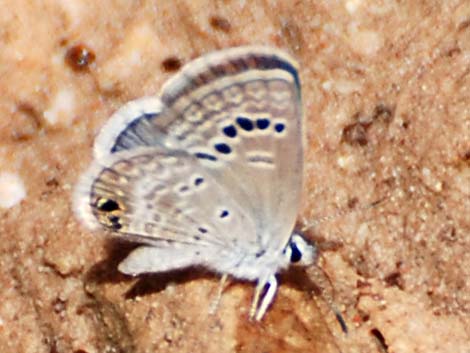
(198, 227), (208, 234)
(274, 123), (286, 133)
(289, 241), (302, 263)
(194, 177), (204, 186)
(223, 125), (237, 138)
(108, 215), (122, 230)
(214, 143), (231, 154)
(108, 215), (119, 223)
(220, 210), (229, 218)
(195, 152), (217, 161)
(256, 118), (270, 130)
(236, 116), (254, 131)
(97, 199), (120, 212)
(112, 223), (122, 230)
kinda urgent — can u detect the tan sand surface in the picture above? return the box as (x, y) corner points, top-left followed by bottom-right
(0, 1), (468, 352)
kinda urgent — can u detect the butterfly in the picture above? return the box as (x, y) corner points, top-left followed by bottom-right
(73, 46), (317, 321)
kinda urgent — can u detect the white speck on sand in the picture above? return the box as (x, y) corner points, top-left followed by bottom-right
(43, 87), (76, 126)
(0, 172), (26, 208)
(345, 0), (363, 14)
(348, 26), (383, 56)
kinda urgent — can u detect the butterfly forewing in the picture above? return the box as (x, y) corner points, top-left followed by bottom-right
(163, 48), (303, 252)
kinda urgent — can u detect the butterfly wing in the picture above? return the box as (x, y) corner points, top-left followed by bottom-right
(117, 245), (205, 275)
(91, 46), (304, 253)
(92, 97), (165, 161)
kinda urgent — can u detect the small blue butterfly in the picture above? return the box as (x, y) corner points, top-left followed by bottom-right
(74, 46), (316, 320)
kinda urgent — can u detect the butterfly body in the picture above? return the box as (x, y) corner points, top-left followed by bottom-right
(74, 46), (316, 320)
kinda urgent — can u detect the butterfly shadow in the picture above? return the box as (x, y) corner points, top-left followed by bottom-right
(84, 238), (213, 299)
(281, 266), (322, 296)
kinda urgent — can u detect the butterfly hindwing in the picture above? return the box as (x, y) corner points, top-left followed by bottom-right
(118, 245), (206, 275)
(161, 46), (303, 251)
(75, 146), (259, 251)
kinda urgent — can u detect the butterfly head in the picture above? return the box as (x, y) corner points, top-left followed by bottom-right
(283, 232), (317, 267)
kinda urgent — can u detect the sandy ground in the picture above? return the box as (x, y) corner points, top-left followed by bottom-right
(0, 1), (469, 352)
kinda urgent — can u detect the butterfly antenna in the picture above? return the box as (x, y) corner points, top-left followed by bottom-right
(334, 306), (348, 334)
(308, 265), (348, 334)
(301, 195), (389, 233)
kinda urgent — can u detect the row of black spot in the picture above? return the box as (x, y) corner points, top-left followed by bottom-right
(195, 116), (286, 162)
(223, 116), (286, 138)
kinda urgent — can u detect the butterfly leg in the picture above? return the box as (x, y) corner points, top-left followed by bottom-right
(249, 274), (278, 321)
(208, 274), (228, 315)
(249, 279), (264, 320)
(254, 274), (278, 321)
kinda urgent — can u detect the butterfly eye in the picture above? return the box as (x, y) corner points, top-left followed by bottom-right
(285, 234), (317, 266)
(289, 241), (302, 263)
